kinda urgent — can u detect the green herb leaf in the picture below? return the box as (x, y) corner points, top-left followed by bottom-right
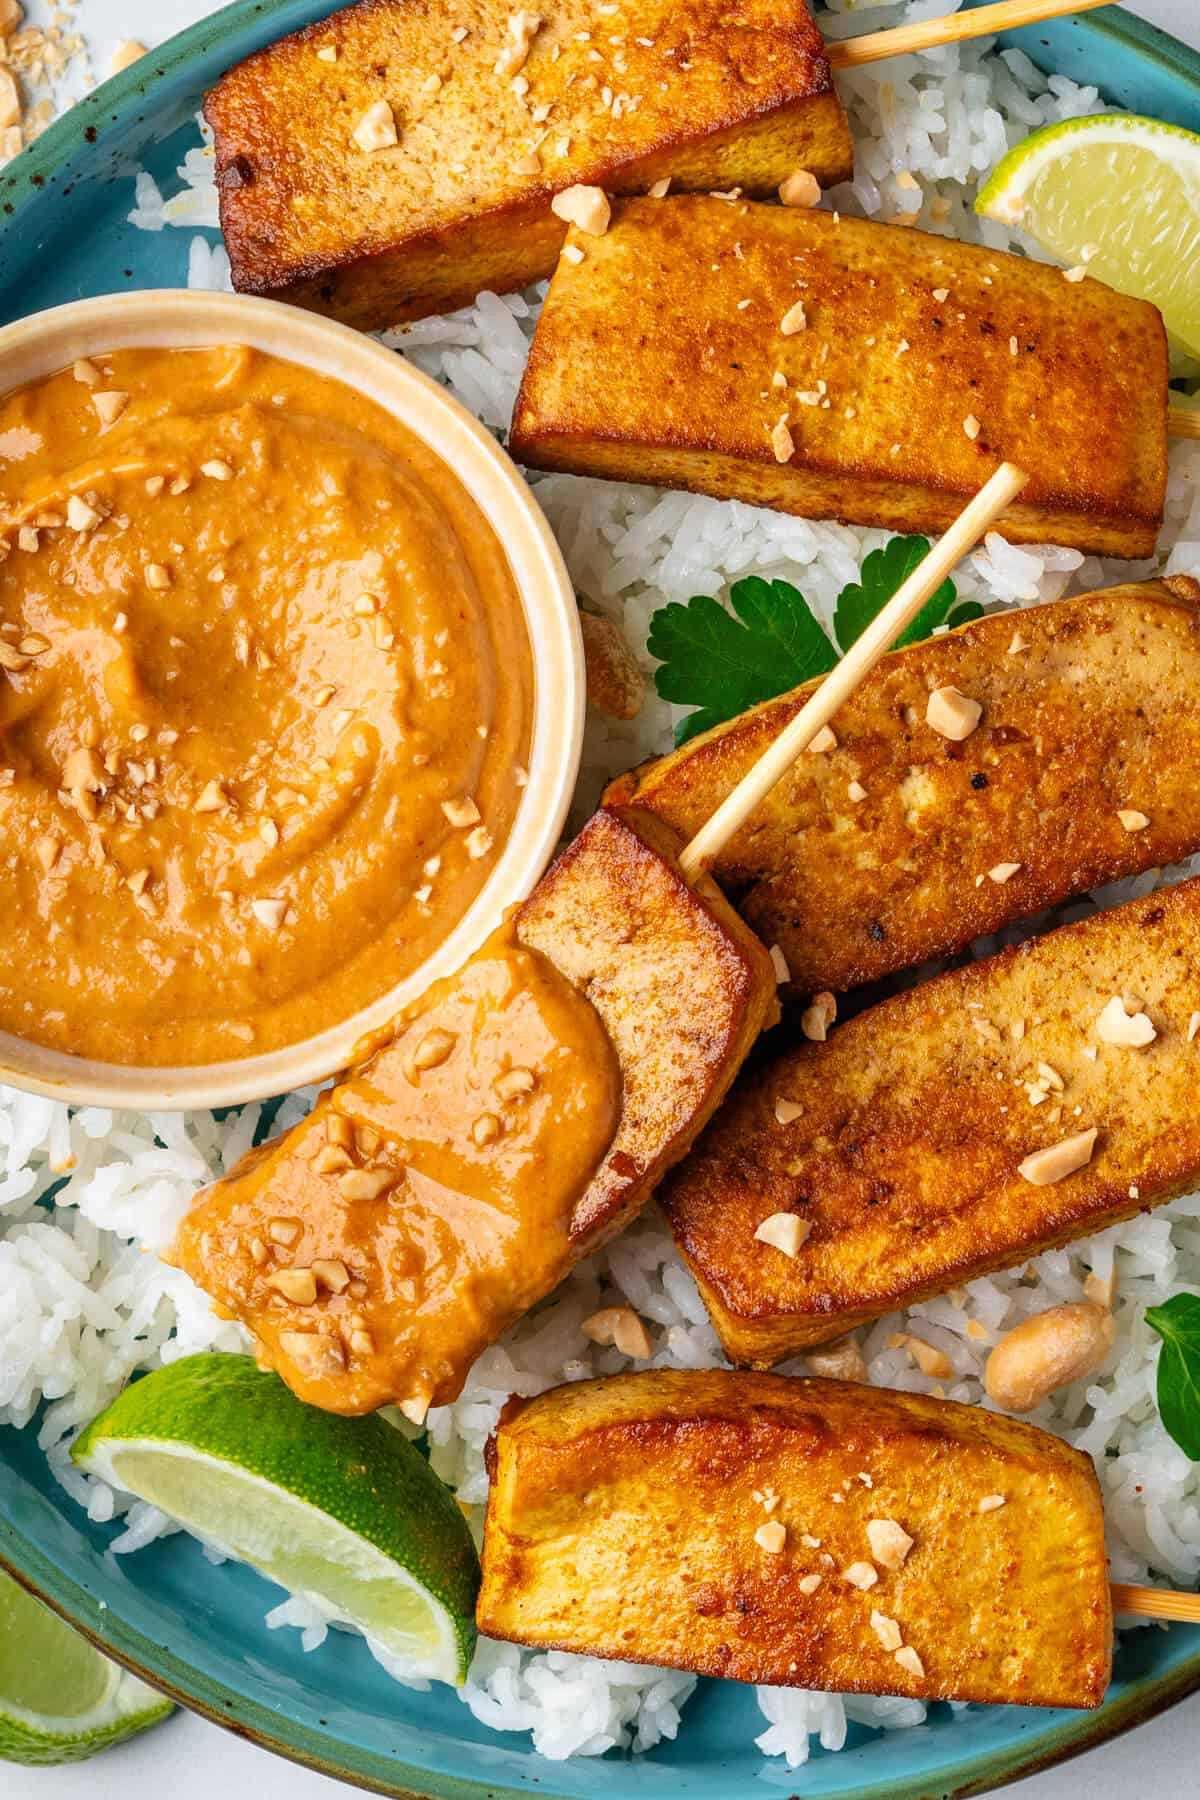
(648, 538), (987, 745)
(648, 578), (838, 746)
(833, 535), (979, 654)
(1146, 1294), (1200, 1459)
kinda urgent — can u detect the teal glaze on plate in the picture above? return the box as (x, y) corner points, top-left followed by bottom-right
(1, 3), (1199, 1795)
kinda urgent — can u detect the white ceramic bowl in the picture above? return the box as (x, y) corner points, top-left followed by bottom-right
(0, 290), (583, 1111)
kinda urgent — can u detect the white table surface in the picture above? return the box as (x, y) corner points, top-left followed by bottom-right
(19, 0), (1200, 1794)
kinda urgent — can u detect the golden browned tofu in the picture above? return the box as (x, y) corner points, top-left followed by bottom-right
(479, 1369), (1111, 1708)
(511, 196), (1168, 557)
(517, 807), (778, 1244)
(206, 0), (852, 329)
(171, 807), (777, 1414)
(664, 877), (1200, 1366)
(607, 579), (1200, 997)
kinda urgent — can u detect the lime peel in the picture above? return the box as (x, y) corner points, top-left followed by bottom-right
(976, 112), (1200, 362)
(0, 1568), (172, 1765)
(71, 1354), (480, 1685)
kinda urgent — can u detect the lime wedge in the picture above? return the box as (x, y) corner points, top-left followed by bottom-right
(72, 1354), (479, 1684)
(0, 1567), (171, 1764)
(976, 114), (1200, 361)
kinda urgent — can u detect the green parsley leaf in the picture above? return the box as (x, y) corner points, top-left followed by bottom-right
(833, 535), (982, 654)
(1146, 1294), (1200, 1460)
(648, 577), (837, 746)
(648, 537), (987, 745)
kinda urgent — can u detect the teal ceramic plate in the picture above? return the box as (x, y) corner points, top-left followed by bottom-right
(1, 3), (1199, 1795)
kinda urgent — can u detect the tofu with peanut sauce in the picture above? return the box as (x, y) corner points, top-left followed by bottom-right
(663, 875), (1200, 1367)
(510, 195), (1168, 557)
(478, 1369), (1111, 1708)
(606, 579), (1200, 998)
(170, 807), (777, 1415)
(206, 0), (852, 330)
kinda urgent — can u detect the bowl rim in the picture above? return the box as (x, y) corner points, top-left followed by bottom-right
(0, 289), (584, 1110)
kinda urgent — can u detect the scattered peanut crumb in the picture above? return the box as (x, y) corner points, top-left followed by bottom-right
(754, 1212), (811, 1258)
(1018, 1127), (1097, 1186)
(894, 1646), (925, 1679)
(978, 1494), (1007, 1514)
(754, 1520), (787, 1554)
(801, 990), (837, 1043)
(870, 1611), (903, 1651)
(797, 1572), (822, 1595)
(866, 1518), (914, 1570)
(843, 1562), (878, 1591)
(1096, 994), (1156, 1049)
(780, 300), (807, 335)
(808, 725), (836, 753)
(779, 169), (820, 208)
(988, 862), (1021, 885)
(1117, 809), (1149, 832)
(962, 413), (981, 440)
(775, 1096), (802, 1126)
(551, 184), (610, 235)
(109, 38), (146, 74)
(771, 415), (795, 463)
(926, 685), (982, 742)
(581, 1305), (652, 1358)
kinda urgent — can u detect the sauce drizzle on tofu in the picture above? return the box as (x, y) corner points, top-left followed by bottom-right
(170, 919), (621, 1414)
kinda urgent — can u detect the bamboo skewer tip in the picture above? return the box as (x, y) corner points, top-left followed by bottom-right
(679, 460), (1028, 880)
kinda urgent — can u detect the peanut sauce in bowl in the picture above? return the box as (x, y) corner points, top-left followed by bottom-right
(0, 292), (582, 1108)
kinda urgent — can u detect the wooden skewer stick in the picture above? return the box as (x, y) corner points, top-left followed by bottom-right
(1169, 402), (1200, 441)
(679, 460), (1028, 880)
(1111, 1583), (1200, 1623)
(828, 0), (1113, 71)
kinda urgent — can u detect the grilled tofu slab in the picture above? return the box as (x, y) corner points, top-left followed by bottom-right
(664, 876), (1200, 1366)
(479, 1369), (1111, 1708)
(517, 807), (778, 1246)
(171, 807), (777, 1413)
(510, 195), (1167, 556)
(206, 0), (852, 329)
(607, 579), (1200, 997)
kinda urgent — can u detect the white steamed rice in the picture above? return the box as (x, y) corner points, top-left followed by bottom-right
(4, 0), (1200, 1768)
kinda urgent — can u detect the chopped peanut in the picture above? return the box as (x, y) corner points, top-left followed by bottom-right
(926, 685), (982, 742)
(754, 1212), (811, 1258)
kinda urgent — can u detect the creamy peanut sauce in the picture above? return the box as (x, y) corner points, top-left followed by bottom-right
(169, 919), (621, 1414)
(0, 345), (531, 1064)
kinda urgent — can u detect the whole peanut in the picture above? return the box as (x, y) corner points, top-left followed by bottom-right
(804, 1336), (867, 1383)
(984, 1302), (1115, 1413)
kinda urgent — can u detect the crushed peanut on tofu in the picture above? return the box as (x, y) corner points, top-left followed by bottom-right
(926, 685), (982, 741)
(351, 99), (399, 153)
(800, 990), (837, 1043)
(550, 185), (611, 235)
(754, 1212), (811, 1258)
(1095, 994), (1156, 1048)
(1018, 1127), (1097, 1186)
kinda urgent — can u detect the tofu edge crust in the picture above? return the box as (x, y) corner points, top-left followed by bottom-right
(478, 1369), (1112, 1707)
(604, 579), (1200, 996)
(661, 874), (1200, 1362)
(204, 0), (853, 326)
(509, 196), (1168, 558)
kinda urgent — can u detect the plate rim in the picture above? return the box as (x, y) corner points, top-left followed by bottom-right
(2, 1), (1200, 1796)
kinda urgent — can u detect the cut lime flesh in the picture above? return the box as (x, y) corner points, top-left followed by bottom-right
(72, 1354), (479, 1684)
(0, 1568), (171, 1765)
(976, 113), (1200, 361)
